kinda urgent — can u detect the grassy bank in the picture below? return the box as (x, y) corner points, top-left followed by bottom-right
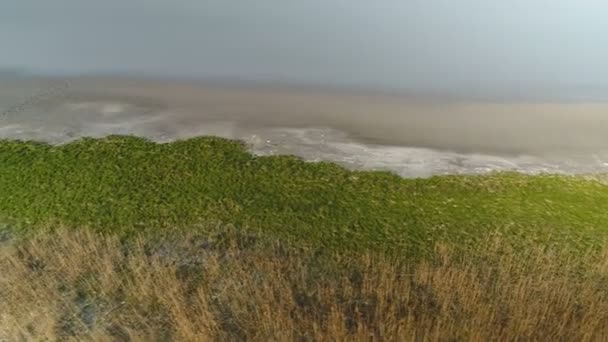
(1, 135), (608, 254)
(3, 135), (608, 340)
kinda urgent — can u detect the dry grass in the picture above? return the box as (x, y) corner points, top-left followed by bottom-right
(2, 229), (608, 341)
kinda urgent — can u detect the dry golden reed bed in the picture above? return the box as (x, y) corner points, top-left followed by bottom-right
(2, 229), (608, 341)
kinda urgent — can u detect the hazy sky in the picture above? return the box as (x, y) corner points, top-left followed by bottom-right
(2, 0), (608, 96)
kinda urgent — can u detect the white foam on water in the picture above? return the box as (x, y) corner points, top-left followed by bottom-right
(2, 107), (608, 178)
(243, 127), (608, 178)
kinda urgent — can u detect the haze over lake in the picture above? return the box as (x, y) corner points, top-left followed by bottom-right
(2, 1), (608, 176)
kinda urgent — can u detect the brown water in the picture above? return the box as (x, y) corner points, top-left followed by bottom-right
(2, 76), (608, 177)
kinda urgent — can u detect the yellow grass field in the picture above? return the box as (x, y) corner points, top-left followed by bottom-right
(2, 228), (608, 341)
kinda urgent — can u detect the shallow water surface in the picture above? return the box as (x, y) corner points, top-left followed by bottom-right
(2, 77), (608, 178)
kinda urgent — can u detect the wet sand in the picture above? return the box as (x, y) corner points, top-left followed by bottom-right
(2, 76), (608, 177)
